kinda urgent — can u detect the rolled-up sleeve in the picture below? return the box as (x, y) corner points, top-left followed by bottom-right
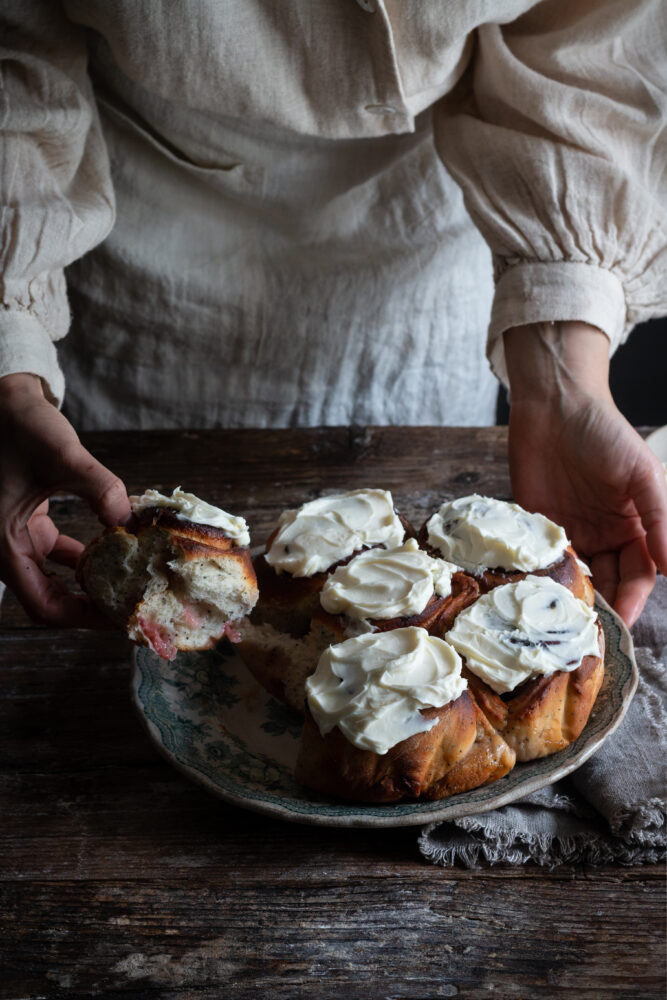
(0, 1), (115, 405)
(434, 0), (667, 386)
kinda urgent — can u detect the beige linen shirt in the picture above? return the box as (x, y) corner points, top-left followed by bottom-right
(0, 0), (665, 429)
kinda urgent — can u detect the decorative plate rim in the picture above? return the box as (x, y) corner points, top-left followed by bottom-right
(131, 591), (638, 829)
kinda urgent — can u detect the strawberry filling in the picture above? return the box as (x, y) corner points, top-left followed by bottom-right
(138, 612), (241, 657)
(180, 603), (203, 629)
(221, 621), (242, 644)
(138, 617), (178, 661)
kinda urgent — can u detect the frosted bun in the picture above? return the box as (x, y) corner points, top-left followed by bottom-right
(78, 504), (258, 660)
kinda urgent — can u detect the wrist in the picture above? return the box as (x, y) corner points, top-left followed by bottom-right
(504, 321), (613, 406)
(0, 372), (46, 407)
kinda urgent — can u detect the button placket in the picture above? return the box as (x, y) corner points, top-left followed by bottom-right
(359, 1), (410, 127)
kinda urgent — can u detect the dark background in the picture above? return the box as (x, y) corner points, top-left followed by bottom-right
(497, 317), (667, 426)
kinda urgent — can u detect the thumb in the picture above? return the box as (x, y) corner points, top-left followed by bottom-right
(62, 445), (131, 527)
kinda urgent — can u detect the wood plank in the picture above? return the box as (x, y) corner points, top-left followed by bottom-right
(1, 873), (663, 999)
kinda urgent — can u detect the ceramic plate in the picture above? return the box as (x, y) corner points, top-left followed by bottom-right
(132, 594), (637, 828)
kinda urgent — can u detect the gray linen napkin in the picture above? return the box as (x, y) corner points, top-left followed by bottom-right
(419, 578), (667, 868)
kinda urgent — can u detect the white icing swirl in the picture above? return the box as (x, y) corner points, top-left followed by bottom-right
(306, 626), (467, 755)
(265, 489), (404, 577)
(445, 575), (600, 694)
(426, 494), (568, 573)
(130, 487), (250, 545)
(320, 538), (455, 620)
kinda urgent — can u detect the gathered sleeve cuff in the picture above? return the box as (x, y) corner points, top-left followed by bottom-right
(433, 0), (667, 386)
(0, 2), (116, 403)
(0, 309), (65, 406)
(488, 261), (626, 387)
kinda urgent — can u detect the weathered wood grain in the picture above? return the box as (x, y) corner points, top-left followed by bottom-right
(1, 871), (664, 999)
(0, 428), (664, 999)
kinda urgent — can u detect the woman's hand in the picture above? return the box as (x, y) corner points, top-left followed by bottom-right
(504, 322), (667, 627)
(0, 373), (131, 626)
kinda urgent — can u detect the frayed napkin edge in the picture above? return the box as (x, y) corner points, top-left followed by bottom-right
(417, 820), (666, 870)
(609, 796), (666, 845)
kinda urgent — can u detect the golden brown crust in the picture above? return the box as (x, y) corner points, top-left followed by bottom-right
(311, 594), (454, 641)
(474, 545), (594, 606)
(79, 521), (255, 585)
(422, 697), (517, 800)
(463, 622), (605, 762)
(428, 572), (480, 634)
(295, 690), (515, 803)
(462, 666), (509, 731)
(134, 507), (239, 553)
(296, 694), (476, 803)
(130, 509), (257, 591)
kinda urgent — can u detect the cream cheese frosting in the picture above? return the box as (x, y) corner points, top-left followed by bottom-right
(320, 538), (456, 621)
(305, 626), (467, 754)
(130, 487), (250, 545)
(265, 488), (405, 577)
(445, 575), (600, 695)
(426, 494), (568, 573)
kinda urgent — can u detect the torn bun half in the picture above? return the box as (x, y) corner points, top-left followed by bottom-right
(77, 493), (258, 660)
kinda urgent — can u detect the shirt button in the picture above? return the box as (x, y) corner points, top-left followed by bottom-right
(356, 0), (377, 11)
(365, 104), (398, 115)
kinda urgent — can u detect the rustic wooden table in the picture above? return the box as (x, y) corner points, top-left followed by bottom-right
(1, 427), (664, 999)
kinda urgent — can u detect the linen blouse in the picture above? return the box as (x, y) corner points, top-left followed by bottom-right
(0, 1), (665, 428)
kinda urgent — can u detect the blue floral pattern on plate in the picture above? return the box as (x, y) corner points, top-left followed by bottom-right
(132, 595), (637, 828)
